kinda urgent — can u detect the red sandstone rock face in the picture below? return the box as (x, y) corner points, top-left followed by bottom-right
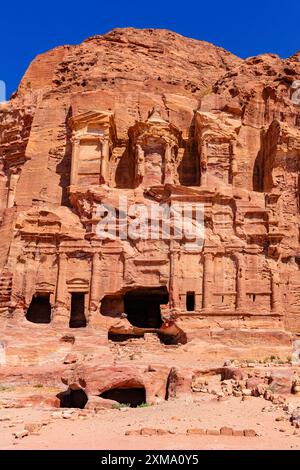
(61, 362), (170, 406)
(0, 27), (300, 374)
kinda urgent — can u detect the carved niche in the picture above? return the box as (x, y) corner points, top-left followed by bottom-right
(195, 111), (241, 185)
(262, 120), (300, 196)
(69, 110), (117, 187)
(128, 107), (182, 187)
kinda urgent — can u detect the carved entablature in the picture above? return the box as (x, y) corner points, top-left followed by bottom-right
(16, 208), (85, 243)
(69, 110), (117, 188)
(66, 278), (90, 293)
(18, 209), (62, 241)
(128, 107), (182, 187)
(195, 111), (241, 185)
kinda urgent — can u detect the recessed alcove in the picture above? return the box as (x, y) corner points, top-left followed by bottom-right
(100, 387), (146, 408)
(57, 389), (88, 409)
(26, 293), (51, 324)
(124, 287), (169, 329)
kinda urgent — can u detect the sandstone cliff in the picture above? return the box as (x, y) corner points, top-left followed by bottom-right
(0, 27), (300, 348)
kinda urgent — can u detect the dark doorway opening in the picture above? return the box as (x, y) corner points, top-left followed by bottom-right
(100, 387), (146, 408)
(186, 291), (195, 311)
(108, 332), (144, 342)
(124, 287), (168, 328)
(57, 389), (88, 409)
(26, 293), (51, 324)
(69, 293), (86, 328)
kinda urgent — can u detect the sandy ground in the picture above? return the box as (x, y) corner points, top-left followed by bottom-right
(1, 328), (299, 450)
(0, 392), (300, 450)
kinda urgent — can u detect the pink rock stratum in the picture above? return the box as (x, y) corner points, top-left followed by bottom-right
(0, 28), (300, 450)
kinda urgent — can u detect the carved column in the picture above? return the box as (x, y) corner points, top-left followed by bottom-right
(7, 169), (20, 208)
(172, 146), (180, 184)
(235, 252), (247, 312)
(23, 251), (36, 308)
(200, 141), (208, 185)
(202, 252), (214, 311)
(88, 251), (102, 324)
(11, 256), (25, 316)
(53, 252), (68, 323)
(100, 138), (110, 184)
(169, 248), (180, 310)
(164, 143), (173, 184)
(70, 137), (80, 186)
(270, 267), (283, 314)
(135, 144), (145, 186)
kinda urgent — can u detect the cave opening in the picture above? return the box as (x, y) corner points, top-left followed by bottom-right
(124, 287), (168, 329)
(100, 387), (146, 408)
(58, 389), (88, 409)
(69, 293), (87, 328)
(26, 293), (51, 324)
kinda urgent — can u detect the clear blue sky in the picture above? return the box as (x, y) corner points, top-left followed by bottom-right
(1, 0), (299, 98)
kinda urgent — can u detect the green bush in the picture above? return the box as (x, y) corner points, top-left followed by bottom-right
(112, 403), (130, 409)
